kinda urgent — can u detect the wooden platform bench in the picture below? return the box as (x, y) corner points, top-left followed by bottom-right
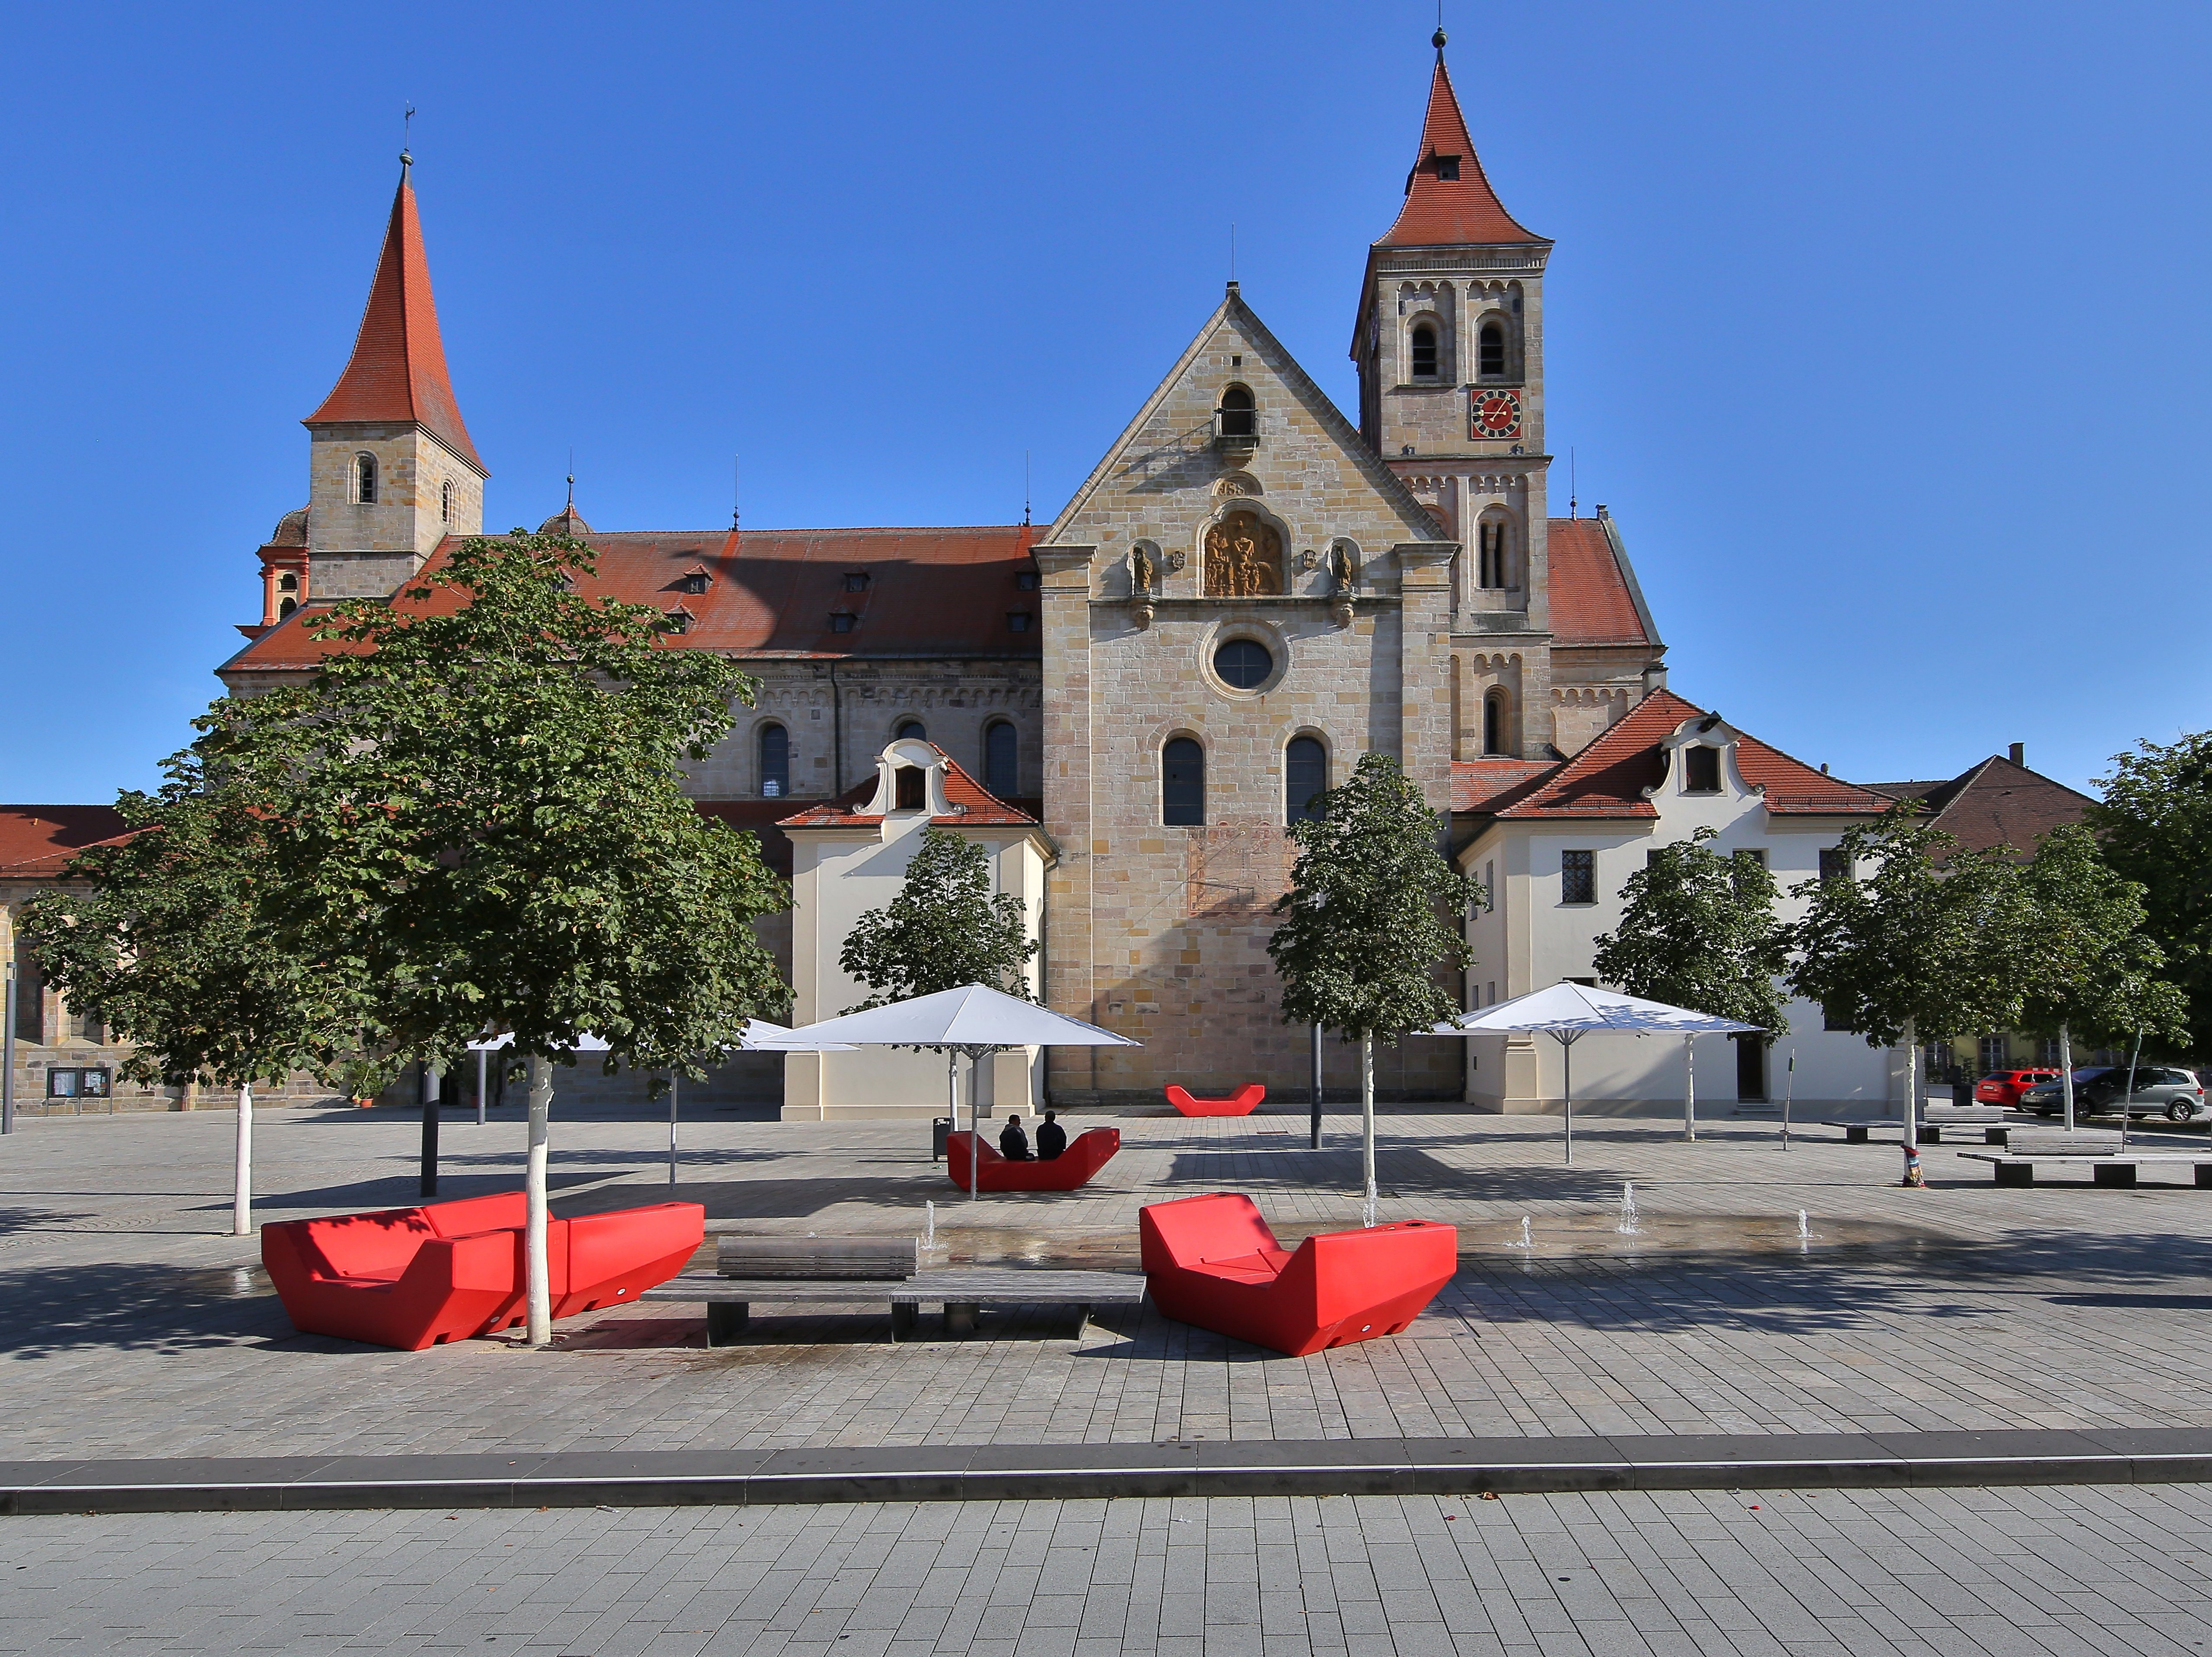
(1957, 1127), (2212, 1188)
(1821, 1109), (2011, 1145)
(641, 1235), (1145, 1342)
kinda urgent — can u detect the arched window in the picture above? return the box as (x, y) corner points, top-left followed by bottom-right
(1483, 691), (1506, 756)
(758, 724), (789, 797)
(1410, 322), (1439, 378)
(1162, 737), (1205, 826)
(894, 765), (927, 811)
(1285, 737), (1327, 824)
(354, 453), (378, 505)
(895, 719), (926, 741)
(440, 480), (454, 523)
(1478, 320), (1506, 379)
(1477, 519), (1510, 589)
(1217, 385), (1255, 438)
(278, 598), (297, 620)
(984, 721), (1018, 798)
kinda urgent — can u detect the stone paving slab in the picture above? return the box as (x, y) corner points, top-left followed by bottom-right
(6, 1104), (2212, 1468)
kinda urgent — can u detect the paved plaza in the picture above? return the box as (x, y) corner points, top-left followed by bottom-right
(7, 1100), (2212, 1651)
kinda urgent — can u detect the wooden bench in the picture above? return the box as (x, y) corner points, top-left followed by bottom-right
(1958, 1127), (2212, 1187)
(1821, 1109), (2011, 1145)
(643, 1234), (1145, 1342)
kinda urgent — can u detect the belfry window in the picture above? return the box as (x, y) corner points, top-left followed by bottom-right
(1478, 321), (1506, 380)
(1162, 738), (1205, 827)
(1217, 385), (1256, 439)
(984, 721), (1018, 798)
(1285, 737), (1327, 825)
(440, 480), (453, 522)
(354, 453), (378, 504)
(1477, 521), (1509, 589)
(1483, 691), (1507, 756)
(758, 724), (789, 797)
(1410, 322), (1439, 379)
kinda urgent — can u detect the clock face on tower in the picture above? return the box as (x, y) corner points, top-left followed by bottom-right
(1469, 388), (1523, 440)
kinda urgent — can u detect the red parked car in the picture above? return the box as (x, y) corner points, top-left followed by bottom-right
(1974, 1068), (2060, 1107)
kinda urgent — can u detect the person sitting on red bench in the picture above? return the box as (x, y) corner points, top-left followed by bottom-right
(1035, 1109), (1067, 1161)
(998, 1115), (1033, 1161)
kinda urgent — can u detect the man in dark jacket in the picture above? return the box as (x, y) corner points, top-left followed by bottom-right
(998, 1114), (1032, 1161)
(1034, 1109), (1067, 1161)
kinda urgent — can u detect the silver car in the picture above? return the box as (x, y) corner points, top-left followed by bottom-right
(2018, 1065), (2207, 1124)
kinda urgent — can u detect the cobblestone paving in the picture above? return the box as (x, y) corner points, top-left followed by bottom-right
(8, 1485), (2212, 1655)
(6, 1104), (2212, 1459)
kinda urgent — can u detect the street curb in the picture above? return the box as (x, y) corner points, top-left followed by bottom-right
(8, 1429), (2212, 1514)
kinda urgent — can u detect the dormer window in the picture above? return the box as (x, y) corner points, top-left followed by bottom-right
(843, 572), (870, 593)
(1007, 611), (1032, 633)
(829, 611), (857, 633)
(1478, 320), (1507, 379)
(354, 453), (378, 505)
(1217, 385), (1256, 439)
(680, 564), (712, 595)
(1434, 154), (1461, 181)
(662, 606), (694, 635)
(1410, 322), (1439, 379)
(1684, 746), (1722, 793)
(894, 765), (927, 811)
(1015, 569), (1039, 592)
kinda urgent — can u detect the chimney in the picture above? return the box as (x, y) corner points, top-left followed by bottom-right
(2008, 742), (2025, 767)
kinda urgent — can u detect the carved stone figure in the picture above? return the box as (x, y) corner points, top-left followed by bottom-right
(1330, 542), (1356, 593)
(1203, 511), (1283, 598)
(1130, 544), (1153, 597)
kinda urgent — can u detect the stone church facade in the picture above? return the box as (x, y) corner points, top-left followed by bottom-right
(213, 38), (1672, 1114)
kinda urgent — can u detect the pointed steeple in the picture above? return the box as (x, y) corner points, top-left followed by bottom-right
(304, 154), (485, 473)
(1375, 37), (1544, 247)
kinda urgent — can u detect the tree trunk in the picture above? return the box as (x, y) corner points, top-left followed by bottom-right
(2061, 1022), (2075, 1132)
(2121, 1030), (2142, 1152)
(231, 1080), (253, 1236)
(1683, 1036), (1696, 1142)
(1360, 1034), (1377, 1227)
(1901, 1020), (1919, 1152)
(667, 1072), (680, 1187)
(525, 1056), (554, 1347)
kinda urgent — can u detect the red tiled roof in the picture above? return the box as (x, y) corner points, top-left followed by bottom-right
(1865, 757), (2094, 858)
(1460, 690), (1892, 822)
(1376, 57), (1544, 248)
(1547, 518), (1651, 648)
(776, 747), (1039, 830)
(0, 805), (133, 879)
(1451, 758), (1556, 814)
(303, 166), (484, 473)
(220, 525), (1043, 675)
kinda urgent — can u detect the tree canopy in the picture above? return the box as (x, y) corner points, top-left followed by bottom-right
(2017, 821), (2188, 1051)
(1591, 826), (1790, 1039)
(2088, 733), (2212, 1052)
(838, 824), (1036, 1013)
(1267, 751), (1475, 1044)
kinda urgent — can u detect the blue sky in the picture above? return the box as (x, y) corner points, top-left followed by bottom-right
(3, 1), (2206, 799)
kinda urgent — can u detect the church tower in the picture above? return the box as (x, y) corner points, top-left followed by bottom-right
(300, 153), (486, 601)
(1353, 32), (1558, 757)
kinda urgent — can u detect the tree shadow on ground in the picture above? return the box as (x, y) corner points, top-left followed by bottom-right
(1163, 1146), (1629, 1205)
(0, 1207), (98, 1235)
(0, 1260), (294, 1356)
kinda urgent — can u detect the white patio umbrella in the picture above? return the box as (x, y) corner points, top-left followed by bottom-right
(1428, 983), (1763, 1165)
(786, 983), (1140, 1199)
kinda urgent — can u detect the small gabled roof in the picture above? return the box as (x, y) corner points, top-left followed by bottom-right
(777, 747), (1039, 830)
(1456, 690), (1891, 823)
(304, 160), (484, 474)
(1863, 755), (2095, 858)
(1548, 518), (1657, 649)
(1376, 50), (1546, 249)
(0, 805), (134, 879)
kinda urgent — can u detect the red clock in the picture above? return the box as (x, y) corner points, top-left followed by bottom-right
(1469, 388), (1522, 440)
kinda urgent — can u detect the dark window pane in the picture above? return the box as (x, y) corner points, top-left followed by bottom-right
(1479, 322), (1505, 378)
(1286, 737), (1327, 824)
(1162, 738), (1205, 826)
(985, 722), (1018, 798)
(1016, 569), (1040, 591)
(1819, 847), (1852, 883)
(1435, 155), (1461, 181)
(1007, 612), (1031, 632)
(1483, 694), (1505, 755)
(830, 612), (856, 633)
(1219, 385), (1256, 437)
(1561, 849), (1595, 904)
(894, 766), (926, 811)
(1214, 639), (1273, 690)
(896, 719), (926, 741)
(759, 724), (789, 798)
(1410, 324), (1438, 378)
(1684, 746), (1721, 792)
(844, 572), (870, 592)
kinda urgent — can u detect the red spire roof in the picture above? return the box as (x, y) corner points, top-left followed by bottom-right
(1376, 53), (1544, 248)
(304, 161), (484, 474)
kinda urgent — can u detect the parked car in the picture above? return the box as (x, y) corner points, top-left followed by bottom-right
(2018, 1066), (2207, 1123)
(1974, 1068), (2060, 1107)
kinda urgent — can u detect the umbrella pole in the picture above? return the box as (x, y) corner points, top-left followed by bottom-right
(476, 1047), (487, 1127)
(1560, 1031), (1576, 1167)
(969, 1049), (982, 1202)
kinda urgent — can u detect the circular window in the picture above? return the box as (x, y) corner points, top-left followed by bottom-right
(1213, 638), (1274, 690)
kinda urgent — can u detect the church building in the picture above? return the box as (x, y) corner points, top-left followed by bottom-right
(211, 35), (1907, 1118)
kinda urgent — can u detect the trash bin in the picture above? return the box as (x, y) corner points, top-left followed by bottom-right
(932, 1116), (952, 1161)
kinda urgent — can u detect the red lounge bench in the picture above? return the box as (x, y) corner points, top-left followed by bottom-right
(1164, 1084), (1264, 1117)
(261, 1193), (704, 1351)
(1138, 1192), (1456, 1357)
(947, 1128), (1120, 1192)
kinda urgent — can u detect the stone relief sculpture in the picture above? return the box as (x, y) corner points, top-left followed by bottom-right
(1330, 542), (1356, 593)
(1203, 511), (1283, 598)
(1130, 544), (1154, 598)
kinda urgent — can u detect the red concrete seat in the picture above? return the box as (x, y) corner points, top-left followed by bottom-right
(261, 1194), (703, 1350)
(946, 1127), (1120, 1192)
(1138, 1192), (1456, 1357)
(1164, 1084), (1264, 1117)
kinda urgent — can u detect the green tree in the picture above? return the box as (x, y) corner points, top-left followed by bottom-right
(2017, 822), (2188, 1129)
(1591, 826), (1789, 1140)
(1785, 804), (2034, 1148)
(839, 824), (1038, 1169)
(2088, 733), (2212, 1053)
(194, 530), (792, 1342)
(21, 775), (374, 1236)
(1267, 752), (1476, 1220)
